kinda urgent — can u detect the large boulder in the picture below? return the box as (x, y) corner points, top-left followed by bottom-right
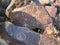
(2, 21), (56, 45)
(55, 13), (60, 30)
(6, 1), (53, 30)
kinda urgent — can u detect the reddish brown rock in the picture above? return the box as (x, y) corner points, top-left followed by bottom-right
(45, 6), (57, 18)
(6, 1), (53, 30)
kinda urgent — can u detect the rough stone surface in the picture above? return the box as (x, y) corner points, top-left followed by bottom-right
(6, 1), (53, 30)
(52, 0), (60, 7)
(55, 13), (60, 30)
(45, 6), (57, 18)
(38, 0), (54, 5)
(0, 39), (8, 45)
(0, 0), (11, 9)
(2, 21), (56, 45)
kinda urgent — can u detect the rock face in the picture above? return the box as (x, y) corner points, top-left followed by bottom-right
(6, 1), (53, 30)
(2, 21), (56, 45)
(45, 6), (57, 18)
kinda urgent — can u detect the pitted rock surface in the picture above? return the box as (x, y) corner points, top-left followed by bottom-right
(45, 6), (57, 18)
(54, 13), (60, 30)
(2, 21), (56, 45)
(6, 1), (53, 29)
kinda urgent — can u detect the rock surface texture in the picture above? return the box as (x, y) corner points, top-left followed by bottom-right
(38, 0), (54, 5)
(45, 6), (57, 18)
(0, 0), (60, 45)
(6, 1), (53, 30)
(2, 21), (56, 45)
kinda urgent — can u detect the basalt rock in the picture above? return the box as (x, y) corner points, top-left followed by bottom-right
(2, 21), (57, 45)
(0, 7), (6, 22)
(0, 39), (8, 45)
(1, 0), (11, 9)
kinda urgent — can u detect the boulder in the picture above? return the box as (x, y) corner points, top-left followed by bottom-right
(2, 21), (56, 45)
(1, 0), (11, 9)
(6, 1), (53, 30)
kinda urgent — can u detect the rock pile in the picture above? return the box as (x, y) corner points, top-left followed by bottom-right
(0, 0), (60, 45)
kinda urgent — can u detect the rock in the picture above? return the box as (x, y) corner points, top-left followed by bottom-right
(32, 0), (41, 6)
(1, 0), (11, 9)
(6, 1), (53, 30)
(52, 0), (60, 7)
(0, 16), (5, 22)
(0, 39), (8, 45)
(38, 0), (54, 5)
(54, 13), (60, 30)
(2, 21), (56, 45)
(45, 6), (57, 18)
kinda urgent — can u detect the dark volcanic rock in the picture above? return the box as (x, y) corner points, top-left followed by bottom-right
(0, 7), (6, 22)
(2, 21), (56, 45)
(54, 13), (60, 31)
(0, 7), (5, 17)
(1, 0), (11, 9)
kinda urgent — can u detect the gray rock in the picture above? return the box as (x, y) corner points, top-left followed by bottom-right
(2, 21), (56, 45)
(1, 0), (11, 9)
(38, 0), (54, 5)
(54, 13), (60, 30)
(0, 39), (8, 45)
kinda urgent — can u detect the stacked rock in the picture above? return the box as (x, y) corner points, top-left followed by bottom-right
(1, 0), (60, 45)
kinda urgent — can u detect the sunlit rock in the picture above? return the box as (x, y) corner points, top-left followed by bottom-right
(6, 1), (53, 30)
(39, 0), (54, 5)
